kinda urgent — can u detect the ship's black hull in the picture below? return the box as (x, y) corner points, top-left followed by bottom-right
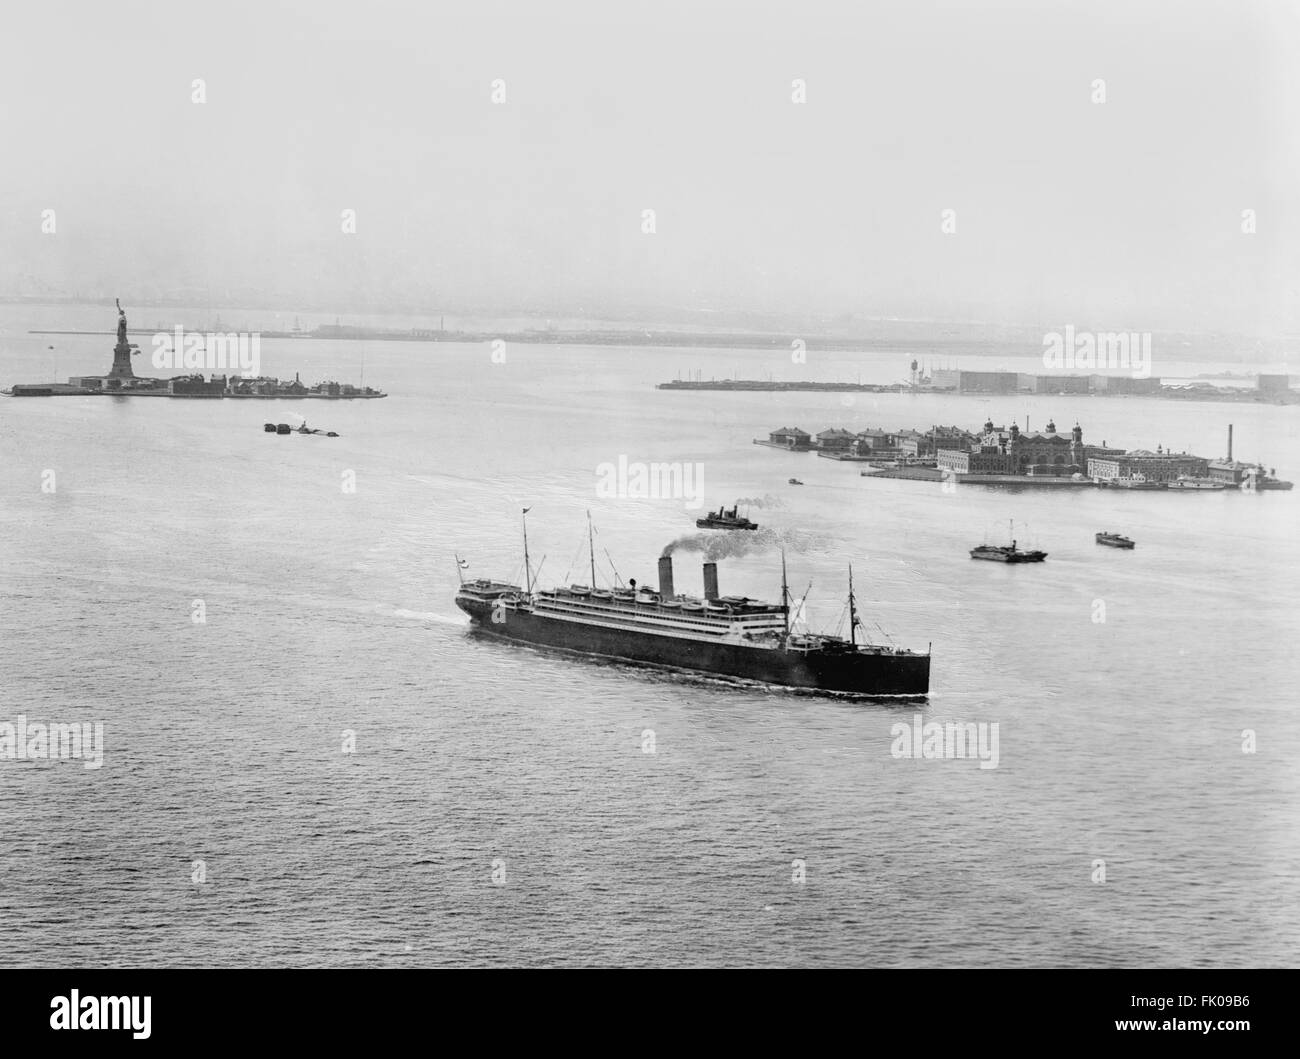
(456, 598), (929, 695)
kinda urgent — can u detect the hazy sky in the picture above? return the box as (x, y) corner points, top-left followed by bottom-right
(2, 0), (1296, 334)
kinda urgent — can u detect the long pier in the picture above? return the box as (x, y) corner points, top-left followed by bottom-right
(861, 466), (1094, 487)
(659, 380), (904, 393)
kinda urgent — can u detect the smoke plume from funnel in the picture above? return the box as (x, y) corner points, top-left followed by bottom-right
(660, 526), (827, 561)
(733, 494), (786, 509)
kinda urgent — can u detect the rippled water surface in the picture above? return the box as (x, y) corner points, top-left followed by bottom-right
(2, 313), (1298, 966)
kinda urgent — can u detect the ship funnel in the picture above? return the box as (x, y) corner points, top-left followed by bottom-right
(658, 555), (675, 599)
(703, 561), (719, 601)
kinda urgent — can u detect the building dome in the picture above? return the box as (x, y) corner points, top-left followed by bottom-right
(1045, 419), (1057, 433)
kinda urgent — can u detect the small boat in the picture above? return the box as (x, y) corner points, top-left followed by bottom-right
(1168, 476), (1225, 491)
(1096, 532), (1135, 549)
(970, 543), (1047, 563)
(275, 423), (291, 434)
(1100, 476), (1162, 489)
(696, 504), (758, 531)
(788, 478), (804, 485)
(568, 585), (592, 597)
(971, 521), (1046, 563)
(263, 422), (277, 432)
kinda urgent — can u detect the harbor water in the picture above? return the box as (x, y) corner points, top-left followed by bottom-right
(2, 307), (1298, 967)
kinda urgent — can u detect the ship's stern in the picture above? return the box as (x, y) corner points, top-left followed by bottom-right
(454, 579), (522, 625)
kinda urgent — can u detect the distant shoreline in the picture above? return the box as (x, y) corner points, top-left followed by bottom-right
(27, 325), (998, 352)
(657, 379), (1298, 406)
(21, 324), (1294, 381)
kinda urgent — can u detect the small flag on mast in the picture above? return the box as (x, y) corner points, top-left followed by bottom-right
(522, 507), (532, 514)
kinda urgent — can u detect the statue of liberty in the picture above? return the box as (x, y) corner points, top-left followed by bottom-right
(108, 298), (135, 378)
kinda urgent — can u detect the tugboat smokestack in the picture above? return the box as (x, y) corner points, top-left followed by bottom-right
(703, 561), (719, 601)
(658, 555), (675, 599)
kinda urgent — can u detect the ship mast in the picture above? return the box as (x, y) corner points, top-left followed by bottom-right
(848, 563), (858, 646)
(781, 550), (790, 638)
(522, 507), (533, 595)
(587, 510), (597, 589)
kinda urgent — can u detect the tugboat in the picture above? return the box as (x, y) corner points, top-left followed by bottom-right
(1246, 467), (1294, 491)
(788, 478), (804, 486)
(970, 521), (1047, 563)
(290, 420), (340, 437)
(696, 504), (758, 531)
(1095, 531), (1136, 549)
(275, 423), (291, 435)
(263, 422), (277, 432)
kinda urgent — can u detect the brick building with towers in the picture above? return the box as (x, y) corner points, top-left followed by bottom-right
(936, 419), (1125, 476)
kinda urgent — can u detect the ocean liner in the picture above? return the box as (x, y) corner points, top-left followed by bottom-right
(454, 516), (930, 695)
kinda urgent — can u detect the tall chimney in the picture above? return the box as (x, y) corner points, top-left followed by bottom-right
(1228, 423), (1233, 462)
(703, 561), (719, 601)
(657, 555), (675, 599)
